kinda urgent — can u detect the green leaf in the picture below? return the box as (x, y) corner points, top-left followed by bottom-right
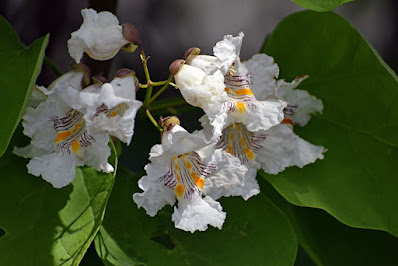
(263, 11), (398, 236)
(0, 16), (49, 157)
(259, 175), (398, 265)
(95, 167), (297, 266)
(0, 132), (117, 265)
(292, 0), (354, 12)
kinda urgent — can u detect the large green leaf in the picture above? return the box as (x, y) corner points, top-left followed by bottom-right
(0, 131), (117, 265)
(259, 175), (398, 265)
(94, 167), (297, 266)
(263, 11), (398, 236)
(292, 0), (354, 11)
(0, 16), (48, 157)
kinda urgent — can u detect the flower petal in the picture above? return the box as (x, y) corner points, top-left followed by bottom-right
(256, 124), (325, 174)
(244, 53), (280, 101)
(171, 196), (226, 233)
(277, 77), (323, 126)
(68, 8), (129, 63)
(213, 32), (244, 75)
(27, 153), (83, 188)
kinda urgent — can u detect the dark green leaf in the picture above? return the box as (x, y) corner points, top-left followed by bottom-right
(263, 11), (398, 236)
(0, 131), (117, 266)
(292, 0), (354, 11)
(0, 16), (49, 157)
(95, 167), (297, 266)
(259, 175), (398, 266)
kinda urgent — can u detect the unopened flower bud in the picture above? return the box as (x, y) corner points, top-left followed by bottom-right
(159, 116), (180, 132)
(122, 24), (140, 45)
(169, 59), (185, 75)
(92, 75), (108, 84)
(183, 47), (200, 60)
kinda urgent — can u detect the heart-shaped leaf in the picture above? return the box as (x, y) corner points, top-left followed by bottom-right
(263, 11), (398, 236)
(0, 16), (48, 157)
(292, 0), (354, 11)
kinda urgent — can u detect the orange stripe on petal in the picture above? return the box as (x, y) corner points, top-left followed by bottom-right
(236, 102), (246, 112)
(234, 87), (254, 96)
(71, 139), (81, 154)
(55, 131), (72, 143)
(175, 184), (185, 198)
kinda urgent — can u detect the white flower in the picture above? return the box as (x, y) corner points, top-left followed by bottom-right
(68, 8), (130, 63)
(175, 33), (286, 138)
(14, 70), (113, 188)
(78, 71), (142, 144)
(202, 115), (325, 179)
(199, 52), (326, 176)
(133, 124), (247, 233)
(244, 53), (323, 126)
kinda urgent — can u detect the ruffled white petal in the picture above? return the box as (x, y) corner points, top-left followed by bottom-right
(29, 86), (48, 108)
(256, 124), (325, 174)
(202, 149), (247, 200)
(13, 144), (50, 159)
(223, 167), (260, 201)
(133, 163), (176, 216)
(213, 32), (244, 75)
(81, 133), (113, 173)
(244, 53), (279, 101)
(277, 77), (323, 126)
(290, 135), (326, 168)
(68, 8), (129, 63)
(222, 98), (287, 133)
(47, 70), (84, 92)
(27, 153), (83, 188)
(171, 196), (226, 233)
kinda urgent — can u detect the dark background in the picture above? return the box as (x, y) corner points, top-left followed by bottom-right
(1, 0), (397, 83)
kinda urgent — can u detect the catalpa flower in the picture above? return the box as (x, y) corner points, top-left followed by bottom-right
(14, 70), (113, 188)
(244, 53), (323, 126)
(133, 119), (247, 233)
(78, 69), (142, 144)
(68, 8), (136, 63)
(174, 33), (286, 138)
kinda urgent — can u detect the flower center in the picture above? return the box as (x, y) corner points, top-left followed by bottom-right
(159, 152), (216, 199)
(217, 123), (266, 164)
(52, 109), (95, 154)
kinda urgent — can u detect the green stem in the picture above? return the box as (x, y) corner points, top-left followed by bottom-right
(148, 74), (173, 106)
(140, 45), (151, 83)
(146, 109), (163, 132)
(44, 57), (63, 77)
(139, 80), (168, 89)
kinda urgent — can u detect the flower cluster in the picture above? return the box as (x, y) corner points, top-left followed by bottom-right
(15, 9), (326, 233)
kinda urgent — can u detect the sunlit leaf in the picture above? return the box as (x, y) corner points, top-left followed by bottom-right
(0, 131), (117, 266)
(263, 11), (398, 236)
(95, 167), (297, 266)
(292, 0), (354, 11)
(0, 16), (48, 157)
